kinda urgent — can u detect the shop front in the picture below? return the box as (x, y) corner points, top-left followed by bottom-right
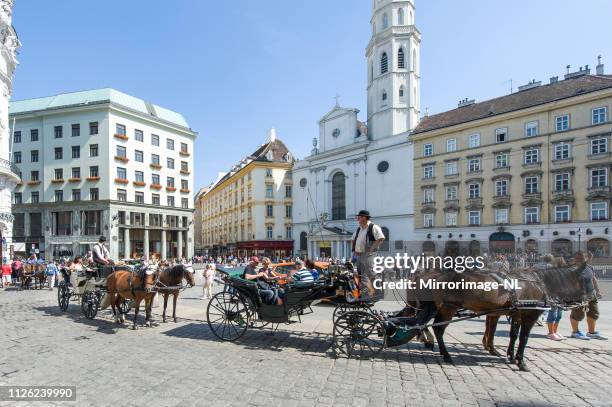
(237, 240), (294, 259)
(489, 232), (515, 254)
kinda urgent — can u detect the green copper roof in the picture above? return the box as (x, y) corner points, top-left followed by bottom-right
(9, 88), (191, 129)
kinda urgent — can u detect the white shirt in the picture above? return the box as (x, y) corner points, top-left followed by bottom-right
(93, 243), (110, 262)
(352, 221), (385, 253)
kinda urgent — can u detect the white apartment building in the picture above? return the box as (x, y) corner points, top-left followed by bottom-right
(9, 88), (197, 260)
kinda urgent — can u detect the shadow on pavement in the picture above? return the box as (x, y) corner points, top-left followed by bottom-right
(33, 305), (146, 334)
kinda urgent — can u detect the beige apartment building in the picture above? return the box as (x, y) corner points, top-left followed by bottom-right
(193, 186), (208, 256)
(413, 66), (612, 259)
(200, 130), (294, 258)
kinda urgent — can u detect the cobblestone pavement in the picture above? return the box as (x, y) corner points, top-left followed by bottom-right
(1, 280), (611, 407)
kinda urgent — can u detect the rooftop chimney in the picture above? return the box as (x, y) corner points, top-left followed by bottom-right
(550, 76), (559, 84)
(518, 79), (542, 92)
(564, 65), (590, 80)
(597, 55), (605, 75)
(457, 98), (475, 108)
(268, 127), (277, 142)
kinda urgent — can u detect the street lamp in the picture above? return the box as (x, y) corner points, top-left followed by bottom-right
(577, 228), (582, 252)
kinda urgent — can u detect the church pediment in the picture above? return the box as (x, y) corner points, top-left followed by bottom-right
(318, 105), (360, 123)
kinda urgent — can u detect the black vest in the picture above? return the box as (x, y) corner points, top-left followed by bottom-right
(352, 223), (376, 252)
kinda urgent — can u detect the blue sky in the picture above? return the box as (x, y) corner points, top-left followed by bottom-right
(12, 0), (612, 188)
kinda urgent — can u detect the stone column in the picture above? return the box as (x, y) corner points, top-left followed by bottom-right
(143, 228), (150, 260)
(161, 230), (167, 261)
(124, 227), (130, 259)
(177, 230), (183, 259)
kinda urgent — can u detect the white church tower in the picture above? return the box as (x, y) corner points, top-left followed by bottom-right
(0, 0), (19, 262)
(366, 0), (420, 137)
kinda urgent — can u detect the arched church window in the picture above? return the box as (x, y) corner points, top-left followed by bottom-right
(412, 49), (417, 72)
(382, 89), (387, 101)
(397, 47), (405, 69)
(300, 231), (307, 251)
(382, 13), (389, 29)
(331, 172), (346, 220)
(399, 85), (405, 101)
(398, 8), (404, 25)
(380, 52), (388, 74)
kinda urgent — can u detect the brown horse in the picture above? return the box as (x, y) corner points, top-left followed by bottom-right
(106, 264), (159, 329)
(400, 265), (589, 371)
(157, 264), (195, 323)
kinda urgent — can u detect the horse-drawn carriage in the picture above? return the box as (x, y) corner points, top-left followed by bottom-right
(206, 264), (389, 359)
(19, 262), (46, 290)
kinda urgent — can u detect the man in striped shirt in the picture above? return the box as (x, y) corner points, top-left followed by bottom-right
(290, 259), (314, 284)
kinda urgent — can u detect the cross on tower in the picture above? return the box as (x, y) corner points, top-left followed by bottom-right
(333, 93), (341, 107)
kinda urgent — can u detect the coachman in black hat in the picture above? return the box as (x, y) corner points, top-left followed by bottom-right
(350, 210), (385, 301)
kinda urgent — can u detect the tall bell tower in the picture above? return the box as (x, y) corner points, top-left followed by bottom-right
(366, 0), (420, 138)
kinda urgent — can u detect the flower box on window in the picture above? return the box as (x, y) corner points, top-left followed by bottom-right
(150, 183), (162, 190)
(114, 156), (129, 163)
(133, 181), (146, 187)
(166, 186), (176, 192)
(179, 151), (190, 157)
(180, 188), (190, 193)
(86, 176), (100, 181)
(180, 170), (190, 175)
(27, 180), (41, 186)
(115, 178), (129, 184)
(114, 134), (128, 141)
(68, 178), (81, 183)
(51, 179), (64, 184)
(150, 164), (162, 170)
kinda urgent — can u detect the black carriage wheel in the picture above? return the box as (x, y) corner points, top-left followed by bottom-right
(206, 291), (249, 341)
(57, 282), (70, 312)
(332, 310), (386, 360)
(81, 291), (99, 320)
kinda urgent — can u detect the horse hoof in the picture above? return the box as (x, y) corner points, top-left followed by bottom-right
(132, 325), (137, 330)
(173, 318), (178, 323)
(162, 319), (166, 323)
(489, 348), (503, 358)
(424, 342), (435, 351)
(517, 361), (529, 372)
(442, 355), (453, 363)
(146, 322), (151, 328)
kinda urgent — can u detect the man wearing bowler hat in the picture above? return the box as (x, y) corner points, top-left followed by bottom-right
(351, 210), (385, 301)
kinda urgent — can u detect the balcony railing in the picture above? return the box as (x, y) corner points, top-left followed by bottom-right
(0, 158), (21, 182)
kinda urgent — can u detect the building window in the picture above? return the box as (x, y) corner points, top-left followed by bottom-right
(468, 211), (481, 226)
(381, 89), (387, 104)
(152, 174), (160, 185)
(397, 47), (405, 68)
(423, 188), (434, 203)
(398, 86), (405, 101)
(555, 173), (570, 191)
(89, 166), (99, 178)
(445, 185), (457, 200)
(524, 207), (539, 224)
(592, 107), (607, 125)
(382, 12), (389, 29)
(31, 192), (39, 204)
(117, 189), (127, 202)
(285, 185), (292, 198)
(31, 170), (39, 181)
(525, 176), (539, 194)
(266, 226), (273, 239)
(167, 138), (174, 150)
(135, 150), (143, 162)
(468, 158), (480, 173)
(495, 127), (508, 143)
(135, 191), (144, 204)
(72, 189), (81, 201)
(555, 114), (569, 132)
(555, 205), (570, 222)
(423, 165), (434, 179)
(495, 153), (509, 168)
(590, 137), (608, 155)
(135, 171), (144, 182)
(71, 167), (80, 179)
(71, 145), (80, 159)
(116, 145), (126, 158)
(116, 123), (126, 136)
(180, 142), (188, 154)
(446, 138), (457, 152)
(331, 172), (346, 220)
(181, 161), (188, 172)
(590, 202), (608, 221)
(524, 148), (539, 164)
(265, 168), (273, 177)
(13, 192), (21, 204)
(30, 129), (39, 141)
(397, 7), (404, 25)
(445, 212), (457, 226)
(525, 121), (538, 137)
(495, 179), (508, 196)
(152, 154), (160, 165)
(55, 147), (63, 160)
(469, 133), (480, 148)
(181, 179), (188, 190)
(495, 208), (509, 224)
(590, 168), (608, 187)
(134, 129), (144, 142)
(266, 204), (273, 217)
(468, 183), (480, 199)
(553, 142), (571, 160)
(54, 168), (63, 180)
(152, 194), (160, 205)
(380, 52), (388, 74)
(30, 150), (38, 162)
(445, 161), (458, 175)
(89, 144), (99, 157)
(285, 226), (292, 239)
(89, 122), (98, 135)
(423, 213), (434, 228)
(54, 126), (63, 138)
(71, 124), (80, 137)
(181, 198), (189, 209)
(117, 167), (127, 180)
(151, 134), (159, 146)
(423, 143), (433, 157)
(55, 190), (63, 202)
(13, 130), (21, 143)
(167, 158), (174, 169)
(167, 177), (175, 188)
(285, 205), (292, 218)
(13, 151), (21, 163)
(263, 184), (273, 198)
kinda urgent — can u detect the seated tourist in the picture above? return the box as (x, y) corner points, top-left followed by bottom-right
(244, 257), (282, 305)
(289, 259), (314, 285)
(305, 259), (319, 280)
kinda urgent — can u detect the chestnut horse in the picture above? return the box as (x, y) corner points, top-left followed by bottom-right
(397, 266), (589, 371)
(157, 264), (195, 323)
(106, 264), (159, 329)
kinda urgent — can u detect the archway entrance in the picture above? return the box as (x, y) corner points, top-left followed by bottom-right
(551, 239), (572, 258)
(587, 238), (610, 258)
(524, 239), (539, 254)
(422, 241), (435, 256)
(444, 240), (460, 257)
(489, 232), (515, 254)
(469, 240), (481, 256)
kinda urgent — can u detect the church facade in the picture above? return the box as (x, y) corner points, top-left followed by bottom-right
(292, 0), (420, 259)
